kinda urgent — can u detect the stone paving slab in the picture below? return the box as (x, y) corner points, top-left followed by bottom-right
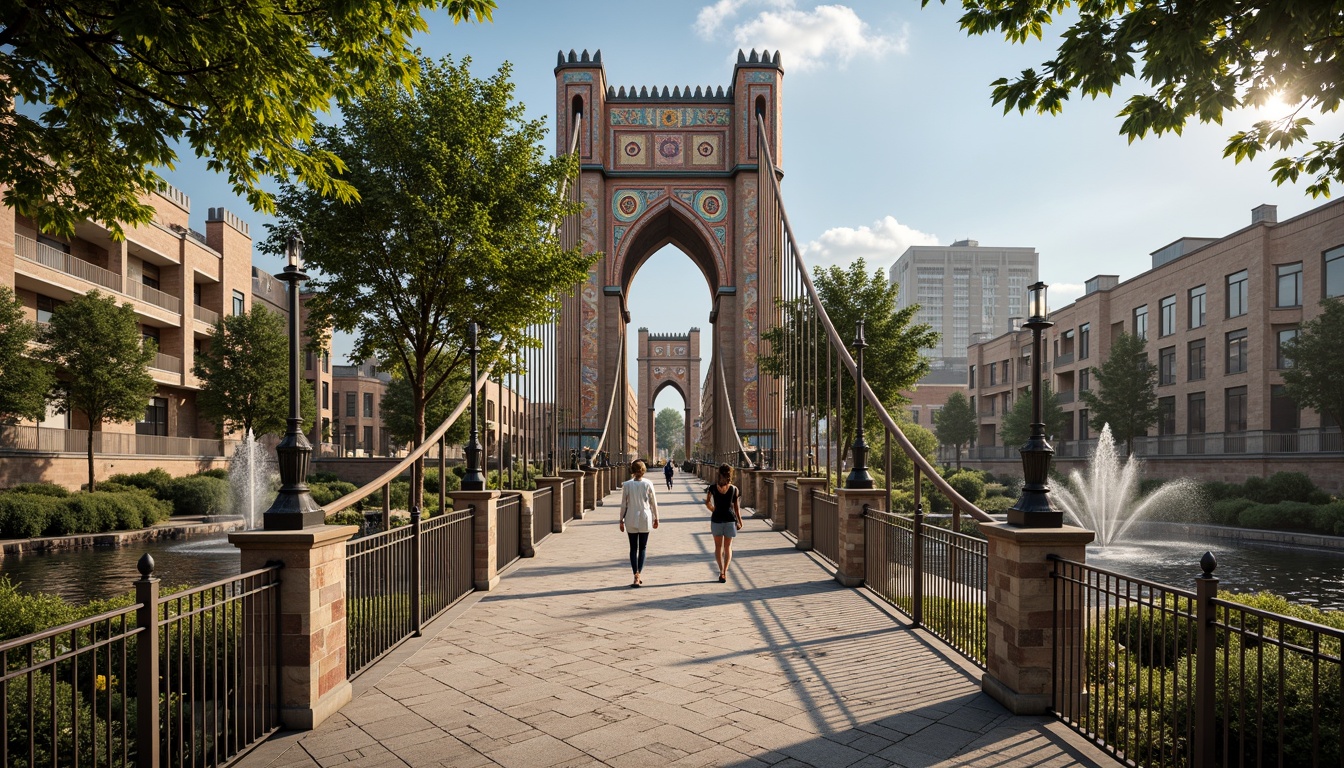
(240, 474), (1109, 768)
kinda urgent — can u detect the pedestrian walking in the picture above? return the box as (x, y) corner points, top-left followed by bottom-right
(704, 463), (744, 583)
(619, 459), (659, 587)
(663, 460), (674, 490)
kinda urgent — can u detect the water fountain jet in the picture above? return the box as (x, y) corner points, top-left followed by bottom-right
(228, 429), (277, 530)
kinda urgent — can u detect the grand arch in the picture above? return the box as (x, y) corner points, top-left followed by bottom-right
(636, 328), (701, 460)
(554, 48), (784, 461)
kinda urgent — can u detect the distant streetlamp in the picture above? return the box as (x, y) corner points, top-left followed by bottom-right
(263, 231), (323, 529)
(845, 318), (875, 489)
(461, 322), (486, 491)
(1008, 282), (1063, 527)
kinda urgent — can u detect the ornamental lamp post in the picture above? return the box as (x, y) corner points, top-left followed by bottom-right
(263, 231), (323, 529)
(461, 321), (486, 491)
(1007, 282), (1063, 527)
(845, 318), (875, 489)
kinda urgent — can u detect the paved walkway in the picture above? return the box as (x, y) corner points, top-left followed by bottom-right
(242, 474), (1107, 768)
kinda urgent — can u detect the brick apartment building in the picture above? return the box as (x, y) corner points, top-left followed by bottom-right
(967, 202), (1344, 491)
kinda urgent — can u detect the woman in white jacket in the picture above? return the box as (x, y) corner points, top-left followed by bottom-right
(618, 459), (660, 587)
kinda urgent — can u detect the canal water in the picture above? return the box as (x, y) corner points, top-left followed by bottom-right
(3, 528), (1344, 609)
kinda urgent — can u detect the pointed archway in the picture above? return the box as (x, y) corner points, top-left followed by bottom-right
(636, 328), (701, 460)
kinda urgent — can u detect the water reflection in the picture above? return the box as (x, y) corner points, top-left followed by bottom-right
(1, 534), (241, 604)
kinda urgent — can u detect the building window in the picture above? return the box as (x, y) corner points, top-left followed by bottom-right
(968, 365), (975, 388)
(987, 397), (995, 416)
(1271, 385), (1299, 432)
(322, 381), (329, 409)
(140, 261), (160, 290)
(969, 395), (975, 414)
(305, 351), (314, 371)
(1133, 305), (1148, 340)
(136, 397), (169, 436)
(910, 408), (919, 424)
(1277, 262), (1303, 307)
(1188, 338), (1206, 380)
(1277, 327), (1299, 369)
(1079, 368), (1090, 392)
(1225, 328), (1248, 374)
(1188, 393), (1205, 434)
(1189, 285), (1206, 328)
(36, 294), (63, 325)
(1159, 295), (1176, 337)
(363, 426), (374, 454)
(1159, 346), (1176, 385)
(141, 325), (161, 348)
(1226, 270), (1248, 318)
(232, 290), (245, 316)
(322, 352), (330, 373)
(193, 283), (203, 307)
(1078, 323), (1090, 360)
(363, 392), (374, 417)
(1225, 386), (1248, 432)
(1327, 246), (1344, 299)
(346, 392), (356, 418)
(37, 235), (70, 254)
(1078, 409), (1089, 441)
(988, 363), (997, 387)
(1158, 397), (1176, 436)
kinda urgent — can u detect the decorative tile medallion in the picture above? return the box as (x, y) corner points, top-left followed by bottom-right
(654, 134), (683, 167)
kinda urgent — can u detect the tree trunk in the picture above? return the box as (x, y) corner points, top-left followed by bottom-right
(955, 443), (962, 471)
(413, 385), (426, 516)
(87, 421), (97, 492)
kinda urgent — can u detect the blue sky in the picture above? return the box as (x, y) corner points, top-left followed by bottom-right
(162, 0), (1342, 416)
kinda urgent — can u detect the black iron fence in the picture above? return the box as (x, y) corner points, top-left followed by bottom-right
(784, 482), (799, 538)
(0, 559), (280, 768)
(496, 495), (521, 570)
(811, 490), (838, 565)
(1050, 555), (1344, 768)
(532, 487), (553, 546)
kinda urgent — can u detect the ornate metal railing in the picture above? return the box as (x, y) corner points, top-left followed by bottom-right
(496, 494), (521, 570)
(561, 479), (575, 523)
(532, 486), (553, 545)
(811, 490), (839, 565)
(784, 481), (799, 537)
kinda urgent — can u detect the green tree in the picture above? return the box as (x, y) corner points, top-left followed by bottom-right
(885, 413), (940, 486)
(655, 407), (685, 459)
(932, 0), (1344, 196)
(270, 56), (592, 496)
(0, 0), (495, 237)
(381, 369), (469, 447)
(1079, 332), (1159, 453)
(39, 291), (155, 491)
(999, 382), (1068, 448)
(0, 286), (52, 422)
(1280, 298), (1344, 431)
(934, 391), (978, 470)
(194, 306), (314, 438)
(761, 257), (938, 450)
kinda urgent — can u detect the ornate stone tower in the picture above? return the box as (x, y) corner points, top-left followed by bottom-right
(636, 328), (701, 460)
(555, 49), (783, 459)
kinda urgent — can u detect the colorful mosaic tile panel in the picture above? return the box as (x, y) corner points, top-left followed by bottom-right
(610, 107), (732, 127)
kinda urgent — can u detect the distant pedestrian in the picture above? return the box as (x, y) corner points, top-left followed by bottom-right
(664, 461), (674, 490)
(619, 460), (659, 587)
(704, 463), (743, 583)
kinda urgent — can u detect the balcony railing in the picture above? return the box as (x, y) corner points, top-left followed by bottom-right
(1054, 351), (1074, 366)
(193, 303), (220, 325)
(151, 351), (182, 373)
(1056, 389), (1075, 404)
(125, 279), (182, 312)
(0, 424), (238, 457)
(15, 233), (123, 292)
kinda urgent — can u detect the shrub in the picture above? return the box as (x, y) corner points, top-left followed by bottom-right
(308, 471), (340, 483)
(106, 467), (173, 497)
(0, 493), (63, 538)
(451, 464), (466, 478)
(977, 496), (1016, 514)
(1238, 501), (1319, 532)
(996, 476), (1023, 499)
(161, 475), (231, 516)
(309, 481), (357, 507)
(198, 468), (230, 480)
(1138, 478), (1167, 497)
(1264, 472), (1318, 504)
(44, 492), (170, 536)
(1314, 501), (1344, 536)
(1201, 481), (1240, 502)
(422, 468), (461, 494)
(1210, 498), (1256, 526)
(324, 510), (365, 527)
(3, 482), (69, 497)
(91, 481), (140, 494)
(1240, 475), (1271, 504)
(983, 483), (1010, 498)
(946, 471), (986, 504)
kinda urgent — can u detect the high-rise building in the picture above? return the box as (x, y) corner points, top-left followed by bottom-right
(890, 240), (1039, 383)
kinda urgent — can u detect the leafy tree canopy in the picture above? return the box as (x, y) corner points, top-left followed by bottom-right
(932, 0), (1344, 196)
(998, 381), (1068, 447)
(0, 286), (52, 422)
(1079, 331), (1159, 452)
(1281, 298), (1344, 430)
(381, 368), (469, 447)
(269, 55), (592, 492)
(933, 390), (978, 469)
(655, 407), (684, 456)
(193, 306), (314, 438)
(39, 291), (156, 491)
(0, 0), (495, 237)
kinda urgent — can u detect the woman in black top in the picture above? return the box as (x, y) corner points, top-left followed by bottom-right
(704, 463), (744, 583)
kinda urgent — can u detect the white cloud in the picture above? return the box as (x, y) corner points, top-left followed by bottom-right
(694, 2), (900, 71)
(1049, 282), (1086, 309)
(800, 216), (938, 269)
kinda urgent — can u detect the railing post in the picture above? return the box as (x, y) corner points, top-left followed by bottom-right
(834, 486), (883, 587)
(582, 466), (599, 509)
(135, 555), (160, 768)
(794, 477), (826, 551)
(517, 490), (537, 558)
(739, 467), (757, 511)
(535, 476), (565, 534)
(455, 491), (503, 590)
(560, 468), (586, 519)
(411, 504), (422, 636)
(912, 472), (924, 628)
(772, 471), (798, 532)
(1194, 552), (1218, 768)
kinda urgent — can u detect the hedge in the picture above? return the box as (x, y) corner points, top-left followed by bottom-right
(0, 491), (171, 539)
(161, 475), (231, 516)
(106, 467), (173, 497)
